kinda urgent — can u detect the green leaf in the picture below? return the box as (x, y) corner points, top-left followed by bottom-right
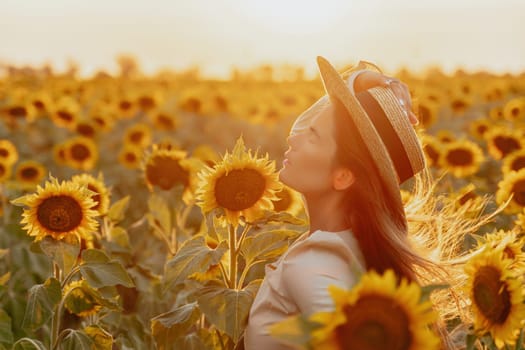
(22, 277), (61, 331)
(196, 279), (260, 344)
(173, 328), (224, 350)
(146, 194), (172, 237)
(59, 329), (93, 350)
(0, 309), (13, 345)
(163, 236), (228, 291)
(516, 328), (524, 350)
(268, 314), (317, 350)
(84, 325), (113, 350)
(80, 249), (134, 288)
(466, 332), (477, 350)
(39, 235), (80, 276)
(107, 226), (131, 249)
(108, 196), (130, 223)
(151, 302), (201, 350)
(11, 338), (47, 350)
(240, 229), (298, 264)
(248, 210), (306, 227)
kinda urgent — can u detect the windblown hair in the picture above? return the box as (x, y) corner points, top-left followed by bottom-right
(329, 97), (507, 350)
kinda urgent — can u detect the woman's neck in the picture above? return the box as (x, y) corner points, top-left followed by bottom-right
(303, 191), (351, 234)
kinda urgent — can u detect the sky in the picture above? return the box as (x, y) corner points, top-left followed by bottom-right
(1, 0), (524, 78)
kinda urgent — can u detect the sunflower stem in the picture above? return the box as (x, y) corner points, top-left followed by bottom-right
(218, 261), (229, 287)
(51, 262), (62, 349)
(228, 224), (237, 290)
(235, 224), (251, 255)
(238, 259), (263, 289)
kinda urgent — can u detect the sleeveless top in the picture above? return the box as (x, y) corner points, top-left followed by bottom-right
(244, 228), (366, 350)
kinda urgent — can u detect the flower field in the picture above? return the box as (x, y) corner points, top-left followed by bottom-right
(1, 62), (525, 349)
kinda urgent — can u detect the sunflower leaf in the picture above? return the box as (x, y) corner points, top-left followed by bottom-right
(268, 314), (315, 350)
(59, 329), (94, 350)
(107, 196), (130, 223)
(80, 249), (134, 288)
(39, 235), (80, 276)
(21, 277), (61, 331)
(163, 235), (228, 292)
(0, 309), (13, 345)
(151, 302), (201, 349)
(248, 210), (306, 227)
(240, 229), (298, 265)
(465, 333), (477, 350)
(11, 338), (47, 350)
(196, 279), (261, 344)
(83, 325), (113, 350)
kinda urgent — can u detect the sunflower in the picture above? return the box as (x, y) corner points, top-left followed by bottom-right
(71, 173), (111, 215)
(63, 136), (99, 171)
(50, 95), (80, 129)
(14, 160), (46, 189)
(435, 129), (455, 144)
(502, 148), (525, 175)
(10, 176), (99, 241)
(118, 144), (143, 169)
(484, 126), (523, 160)
(503, 97), (525, 122)
(489, 106), (505, 122)
(464, 248), (525, 347)
(192, 144), (221, 168)
(63, 279), (102, 317)
(147, 108), (178, 131)
(89, 104), (116, 132)
(196, 136), (282, 228)
(53, 143), (68, 166)
(496, 168), (525, 214)
(438, 139), (484, 178)
(124, 123), (152, 149)
(515, 208), (525, 232)
(0, 139), (19, 165)
(480, 229), (525, 269)
(449, 93), (471, 115)
(420, 134), (442, 168)
(468, 119), (491, 140)
(0, 160), (12, 183)
(75, 119), (99, 138)
(307, 269), (440, 350)
(271, 184), (304, 216)
(142, 143), (201, 205)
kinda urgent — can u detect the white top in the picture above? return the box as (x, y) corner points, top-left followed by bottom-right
(244, 228), (366, 350)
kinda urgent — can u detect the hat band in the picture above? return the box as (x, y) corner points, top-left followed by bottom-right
(356, 90), (414, 183)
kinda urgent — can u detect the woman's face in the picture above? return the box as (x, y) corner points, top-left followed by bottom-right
(279, 98), (340, 195)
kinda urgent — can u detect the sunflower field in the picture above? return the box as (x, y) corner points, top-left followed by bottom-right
(1, 61), (525, 350)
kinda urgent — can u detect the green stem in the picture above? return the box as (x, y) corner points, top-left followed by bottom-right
(228, 224), (237, 290)
(60, 266), (81, 289)
(218, 261), (229, 288)
(238, 259), (263, 289)
(235, 224), (251, 255)
(50, 262), (62, 349)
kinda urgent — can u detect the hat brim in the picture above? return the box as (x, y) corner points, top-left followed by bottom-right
(316, 56), (404, 210)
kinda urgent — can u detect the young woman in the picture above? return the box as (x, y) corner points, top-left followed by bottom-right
(243, 56), (498, 350)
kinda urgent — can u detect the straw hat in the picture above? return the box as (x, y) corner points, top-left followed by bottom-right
(316, 56), (426, 208)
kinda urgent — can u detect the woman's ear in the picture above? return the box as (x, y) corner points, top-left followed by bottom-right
(333, 168), (354, 191)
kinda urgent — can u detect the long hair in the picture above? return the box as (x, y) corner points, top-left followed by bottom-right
(330, 97), (507, 349)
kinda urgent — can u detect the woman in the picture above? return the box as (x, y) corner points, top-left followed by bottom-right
(243, 56), (498, 350)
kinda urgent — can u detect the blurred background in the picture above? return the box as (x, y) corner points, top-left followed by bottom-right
(1, 0), (524, 78)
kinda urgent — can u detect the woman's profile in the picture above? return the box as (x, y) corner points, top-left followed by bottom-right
(243, 56), (501, 350)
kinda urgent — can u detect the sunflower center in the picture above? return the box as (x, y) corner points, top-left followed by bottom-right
(0, 164), (6, 176)
(511, 156), (525, 172)
(57, 110), (73, 122)
(37, 195), (84, 233)
(424, 144), (439, 164)
(20, 167), (38, 180)
(125, 152), (137, 162)
(145, 155), (189, 190)
(9, 106), (27, 117)
(214, 168), (266, 211)
(477, 125), (488, 135)
(494, 136), (521, 158)
(77, 124), (96, 138)
(273, 188), (292, 212)
(473, 266), (511, 324)
(511, 179), (525, 206)
(129, 131), (144, 144)
(335, 294), (412, 350)
(71, 143), (91, 161)
(447, 148), (473, 166)
(0, 149), (8, 157)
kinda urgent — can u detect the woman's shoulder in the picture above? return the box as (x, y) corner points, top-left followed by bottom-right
(284, 229), (365, 268)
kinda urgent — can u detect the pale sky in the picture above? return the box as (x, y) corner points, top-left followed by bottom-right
(1, 0), (524, 78)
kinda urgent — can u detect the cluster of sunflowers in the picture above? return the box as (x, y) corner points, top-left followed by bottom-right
(0, 62), (525, 349)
